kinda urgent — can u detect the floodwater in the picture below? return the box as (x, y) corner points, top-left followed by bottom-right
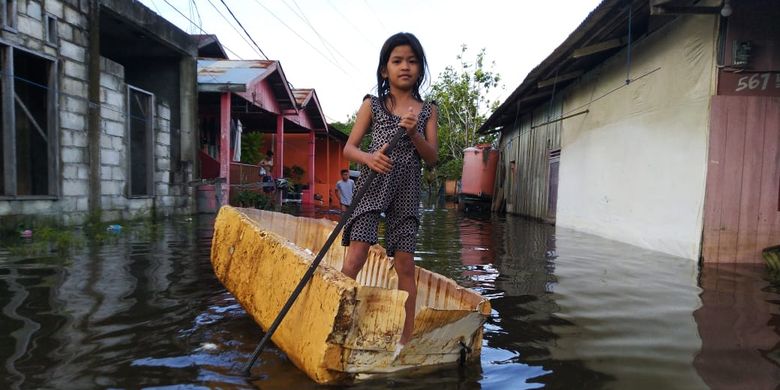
(1, 206), (778, 389)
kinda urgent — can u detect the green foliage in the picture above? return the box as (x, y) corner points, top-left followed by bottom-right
(332, 111), (370, 170)
(437, 159), (464, 181)
(240, 132), (264, 165)
(235, 190), (271, 209)
(330, 112), (356, 134)
(3, 218), (85, 256)
(426, 45), (501, 183)
(284, 165), (307, 191)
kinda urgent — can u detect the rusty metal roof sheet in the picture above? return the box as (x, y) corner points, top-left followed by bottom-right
(197, 59), (275, 90)
(292, 88), (328, 131)
(292, 88), (314, 106)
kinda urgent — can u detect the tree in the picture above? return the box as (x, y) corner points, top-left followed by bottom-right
(426, 46), (501, 181)
(330, 112), (356, 134)
(240, 132), (264, 165)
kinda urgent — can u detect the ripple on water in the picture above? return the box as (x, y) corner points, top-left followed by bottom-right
(1, 210), (778, 389)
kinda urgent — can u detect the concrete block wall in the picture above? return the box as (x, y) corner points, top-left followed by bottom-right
(99, 57), (182, 221)
(0, 0), (195, 226)
(154, 102), (175, 216)
(0, 0), (90, 225)
(51, 1), (90, 226)
(99, 57), (130, 221)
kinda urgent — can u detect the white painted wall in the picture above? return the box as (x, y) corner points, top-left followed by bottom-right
(557, 15), (719, 260)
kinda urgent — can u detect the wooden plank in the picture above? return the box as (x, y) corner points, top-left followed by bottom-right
(755, 97), (780, 258)
(735, 97), (766, 263)
(717, 97), (748, 263)
(766, 98), (780, 251)
(702, 96), (729, 263)
(537, 70), (584, 88)
(571, 38), (625, 59)
(770, 98), (780, 248)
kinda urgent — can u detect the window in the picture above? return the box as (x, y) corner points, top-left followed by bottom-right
(1, 47), (57, 197)
(127, 86), (154, 197)
(45, 14), (57, 45)
(1, 0), (17, 30)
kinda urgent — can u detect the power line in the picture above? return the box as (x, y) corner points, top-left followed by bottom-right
(160, 0), (244, 60)
(203, 0), (265, 59)
(282, 0), (337, 65)
(218, 0), (269, 60)
(324, 0), (375, 48)
(249, 0), (350, 76)
(149, 0), (162, 14)
(361, 0), (388, 33)
(284, 0), (360, 72)
(191, 0), (203, 29)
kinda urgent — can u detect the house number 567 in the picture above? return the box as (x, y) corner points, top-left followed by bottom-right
(735, 73), (772, 92)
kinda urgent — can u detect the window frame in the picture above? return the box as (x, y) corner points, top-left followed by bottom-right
(44, 14), (57, 46)
(126, 84), (155, 198)
(0, 43), (59, 199)
(1, 0), (17, 32)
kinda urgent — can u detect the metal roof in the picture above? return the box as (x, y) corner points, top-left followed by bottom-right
(292, 88), (314, 107)
(292, 88), (328, 131)
(479, 0), (669, 133)
(193, 34), (229, 59)
(197, 59), (297, 112)
(197, 59), (275, 91)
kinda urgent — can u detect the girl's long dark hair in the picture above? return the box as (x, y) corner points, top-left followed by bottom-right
(376, 32), (428, 111)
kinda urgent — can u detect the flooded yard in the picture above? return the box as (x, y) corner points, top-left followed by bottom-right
(1, 206), (778, 389)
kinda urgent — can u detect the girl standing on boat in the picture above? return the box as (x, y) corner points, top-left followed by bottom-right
(340, 32), (439, 356)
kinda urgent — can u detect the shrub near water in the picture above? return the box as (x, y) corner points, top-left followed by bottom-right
(235, 190), (271, 210)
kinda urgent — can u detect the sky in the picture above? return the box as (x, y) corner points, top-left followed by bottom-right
(139, 0), (603, 123)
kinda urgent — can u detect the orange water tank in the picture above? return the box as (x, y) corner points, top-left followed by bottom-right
(460, 144), (498, 199)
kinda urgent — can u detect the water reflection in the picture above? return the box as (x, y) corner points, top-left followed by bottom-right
(693, 264), (780, 389)
(0, 207), (778, 389)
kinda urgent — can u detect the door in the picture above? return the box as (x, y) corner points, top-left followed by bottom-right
(547, 149), (560, 222)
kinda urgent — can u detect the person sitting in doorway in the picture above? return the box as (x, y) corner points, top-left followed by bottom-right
(259, 150), (274, 193)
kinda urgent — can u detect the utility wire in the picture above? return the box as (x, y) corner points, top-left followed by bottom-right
(203, 0), (264, 59)
(249, 0), (350, 76)
(285, 0), (360, 72)
(218, 0), (269, 60)
(282, 0), (337, 65)
(191, 0), (203, 29)
(149, 0), (162, 14)
(160, 0), (244, 60)
(325, 0), (375, 48)
(361, 0), (388, 33)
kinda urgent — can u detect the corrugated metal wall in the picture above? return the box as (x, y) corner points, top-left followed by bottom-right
(495, 98), (562, 221)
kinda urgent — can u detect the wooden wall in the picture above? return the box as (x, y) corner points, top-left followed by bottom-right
(495, 99), (562, 221)
(702, 96), (780, 263)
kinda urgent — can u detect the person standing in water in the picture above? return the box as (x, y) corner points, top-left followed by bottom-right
(340, 32), (438, 358)
(335, 169), (355, 212)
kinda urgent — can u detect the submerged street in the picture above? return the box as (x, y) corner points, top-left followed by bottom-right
(1, 205), (778, 389)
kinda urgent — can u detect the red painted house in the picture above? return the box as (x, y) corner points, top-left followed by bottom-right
(194, 36), (348, 211)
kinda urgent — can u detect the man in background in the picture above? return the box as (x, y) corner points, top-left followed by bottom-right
(334, 169), (355, 212)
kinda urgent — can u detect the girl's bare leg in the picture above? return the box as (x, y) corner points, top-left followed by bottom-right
(393, 251), (416, 344)
(342, 241), (371, 279)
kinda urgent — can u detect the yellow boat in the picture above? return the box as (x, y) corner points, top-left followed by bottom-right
(210, 206), (491, 384)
